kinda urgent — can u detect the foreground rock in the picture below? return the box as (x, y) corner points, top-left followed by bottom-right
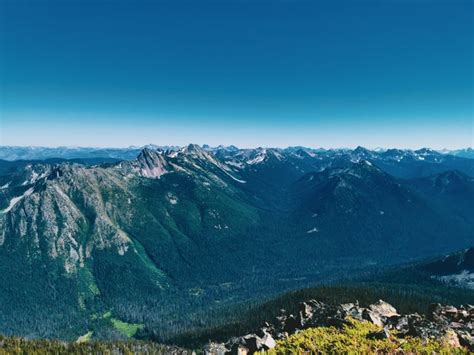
(204, 300), (474, 354)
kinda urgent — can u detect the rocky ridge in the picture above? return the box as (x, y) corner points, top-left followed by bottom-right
(205, 300), (474, 354)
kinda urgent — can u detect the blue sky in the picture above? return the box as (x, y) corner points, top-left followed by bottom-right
(1, 0), (472, 149)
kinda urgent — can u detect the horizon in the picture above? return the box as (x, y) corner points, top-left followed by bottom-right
(0, 143), (472, 151)
(1, 0), (473, 148)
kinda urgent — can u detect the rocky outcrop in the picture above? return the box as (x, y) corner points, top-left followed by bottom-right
(134, 148), (170, 178)
(205, 300), (474, 354)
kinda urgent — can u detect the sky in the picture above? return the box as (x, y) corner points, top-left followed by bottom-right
(0, 0), (473, 149)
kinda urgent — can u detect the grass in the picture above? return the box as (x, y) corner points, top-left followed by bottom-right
(97, 311), (143, 338)
(110, 318), (143, 338)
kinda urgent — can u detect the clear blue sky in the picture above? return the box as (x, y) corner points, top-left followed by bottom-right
(1, 0), (472, 149)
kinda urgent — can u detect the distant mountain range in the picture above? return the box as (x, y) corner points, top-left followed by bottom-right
(0, 144), (473, 161)
(0, 144), (473, 341)
(0, 145), (183, 161)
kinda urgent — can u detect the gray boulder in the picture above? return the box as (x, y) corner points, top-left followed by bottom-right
(363, 300), (399, 327)
(369, 300), (399, 318)
(261, 332), (277, 350)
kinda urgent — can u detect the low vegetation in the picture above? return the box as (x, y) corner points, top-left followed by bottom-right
(110, 318), (143, 338)
(267, 318), (466, 354)
(0, 319), (465, 354)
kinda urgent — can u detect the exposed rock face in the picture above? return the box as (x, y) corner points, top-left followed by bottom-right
(0, 146), (247, 274)
(205, 299), (474, 354)
(0, 163), (134, 272)
(134, 148), (169, 178)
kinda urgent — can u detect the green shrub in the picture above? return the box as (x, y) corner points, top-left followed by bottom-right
(267, 318), (467, 354)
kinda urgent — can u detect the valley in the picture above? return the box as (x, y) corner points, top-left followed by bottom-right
(0, 145), (473, 344)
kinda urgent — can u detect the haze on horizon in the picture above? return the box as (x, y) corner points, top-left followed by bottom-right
(0, 0), (473, 149)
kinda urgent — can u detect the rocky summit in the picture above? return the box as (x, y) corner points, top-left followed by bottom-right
(205, 300), (474, 354)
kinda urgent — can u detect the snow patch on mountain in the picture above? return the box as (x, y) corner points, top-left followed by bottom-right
(247, 154), (266, 165)
(167, 193), (178, 205)
(225, 160), (244, 169)
(0, 182), (10, 190)
(223, 170), (246, 184)
(435, 270), (474, 290)
(1, 187), (35, 214)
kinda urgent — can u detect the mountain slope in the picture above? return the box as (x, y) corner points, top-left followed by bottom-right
(287, 161), (472, 259)
(407, 170), (474, 226)
(421, 247), (474, 289)
(0, 146), (261, 338)
(0, 145), (473, 340)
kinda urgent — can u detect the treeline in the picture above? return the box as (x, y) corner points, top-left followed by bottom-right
(0, 335), (188, 355)
(166, 280), (474, 348)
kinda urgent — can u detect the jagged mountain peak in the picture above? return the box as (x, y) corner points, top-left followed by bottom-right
(353, 145), (370, 153)
(294, 160), (386, 192)
(138, 146), (161, 158)
(350, 147), (376, 161)
(324, 160), (384, 180)
(415, 147), (439, 155)
(290, 148), (316, 159)
(179, 144), (217, 162)
(182, 143), (203, 153)
(239, 147), (285, 166)
(179, 144), (222, 165)
(135, 148), (169, 178)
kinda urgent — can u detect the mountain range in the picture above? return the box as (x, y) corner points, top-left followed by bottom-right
(1, 144), (473, 162)
(0, 144), (473, 341)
